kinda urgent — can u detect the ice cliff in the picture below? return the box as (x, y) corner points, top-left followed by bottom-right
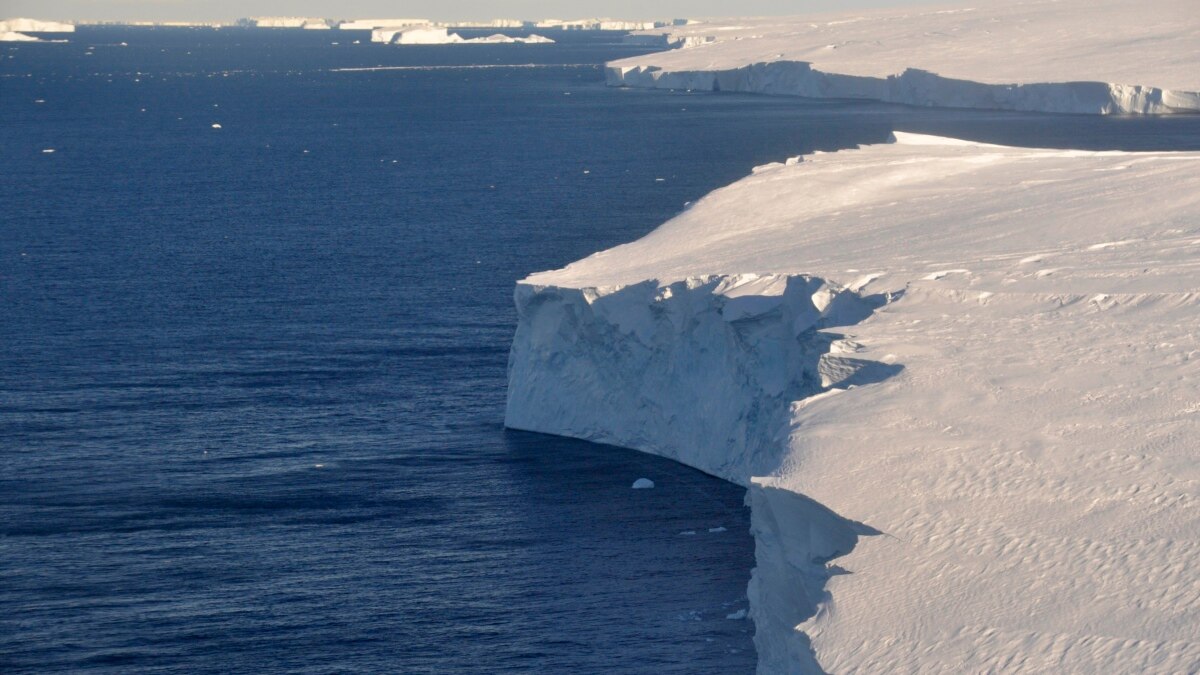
(606, 0), (1200, 115)
(505, 134), (1200, 672)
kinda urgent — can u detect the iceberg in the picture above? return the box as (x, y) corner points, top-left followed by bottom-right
(461, 33), (555, 45)
(242, 17), (332, 29)
(0, 18), (74, 41)
(505, 134), (1200, 672)
(607, 0), (1200, 114)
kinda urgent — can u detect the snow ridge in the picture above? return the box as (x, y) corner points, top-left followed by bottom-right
(506, 134), (1200, 672)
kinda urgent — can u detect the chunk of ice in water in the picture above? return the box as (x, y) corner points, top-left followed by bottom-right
(631, 478), (655, 489)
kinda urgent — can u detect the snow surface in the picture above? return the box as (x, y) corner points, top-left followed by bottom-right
(607, 0), (1200, 114)
(506, 134), (1200, 672)
(0, 30), (41, 42)
(246, 17), (331, 29)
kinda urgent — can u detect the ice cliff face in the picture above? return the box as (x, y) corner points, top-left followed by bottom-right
(506, 274), (895, 482)
(506, 135), (1200, 672)
(0, 19), (75, 33)
(609, 0), (1200, 114)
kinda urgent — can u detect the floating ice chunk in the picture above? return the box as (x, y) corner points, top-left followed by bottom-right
(922, 268), (969, 281)
(679, 530), (697, 536)
(708, 526), (727, 533)
(41, 148), (55, 153)
(632, 478), (655, 489)
(211, 123), (222, 129)
(726, 609), (748, 620)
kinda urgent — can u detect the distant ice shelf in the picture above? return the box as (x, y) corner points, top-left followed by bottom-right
(505, 133), (1200, 672)
(606, 0), (1200, 114)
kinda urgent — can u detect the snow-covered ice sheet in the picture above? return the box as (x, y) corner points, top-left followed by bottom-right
(506, 134), (1200, 672)
(607, 0), (1200, 114)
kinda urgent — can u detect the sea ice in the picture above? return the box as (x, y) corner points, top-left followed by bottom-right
(631, 478), (655, 489)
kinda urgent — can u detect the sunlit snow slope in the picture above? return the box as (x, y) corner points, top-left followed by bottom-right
(506, 134), (1200, 672)
(607, 0), (1200, 114)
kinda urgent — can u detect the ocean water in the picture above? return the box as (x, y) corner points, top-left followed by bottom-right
(5, 26), (1200, 674)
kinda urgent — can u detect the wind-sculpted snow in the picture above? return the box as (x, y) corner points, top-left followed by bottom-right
(0, 18), (74, 42)
(607, 0), (1200, 114)
(0, 19), (75, 33)
(506, 135), (1200, 672)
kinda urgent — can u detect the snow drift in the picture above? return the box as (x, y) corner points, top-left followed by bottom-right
(607, 0), (1200, 114)
(506, 134), (1200, 672)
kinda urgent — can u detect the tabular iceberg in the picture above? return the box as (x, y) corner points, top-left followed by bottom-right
(607, 0), (1200, 114)
(0, 18), (74, 42)
(505, 134), (1200, 672)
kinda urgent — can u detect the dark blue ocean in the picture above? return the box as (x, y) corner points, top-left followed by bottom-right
(4, 25), (1200, 674)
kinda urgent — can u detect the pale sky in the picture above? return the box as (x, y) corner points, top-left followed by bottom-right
(2, 0), (926, 23)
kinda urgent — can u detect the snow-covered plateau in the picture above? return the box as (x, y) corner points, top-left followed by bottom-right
(607, 0), (1200, 115)
(505, 133), (1200, 672)
(0, 31), (42, 42)
(370, 26), (553, 45)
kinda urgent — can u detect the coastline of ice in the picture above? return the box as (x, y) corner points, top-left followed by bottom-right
(371, 26), (554, 45)
(505, 133), (1200, 672)
(0, 18), (75, 42)
(606, 0), (1200, 115)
